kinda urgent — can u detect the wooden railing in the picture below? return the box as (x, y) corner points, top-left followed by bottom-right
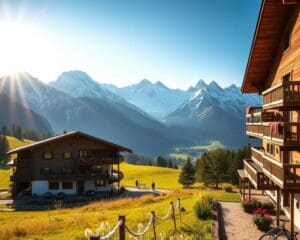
(262, 122), (300, 144)
(246, 124), (263, 137)
(283, 165), (300, 187)
(263, 81), (300, 107)
(251, 147), (264, 165)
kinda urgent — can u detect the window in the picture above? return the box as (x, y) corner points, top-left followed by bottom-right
(43, 152), (53, 159)
(95, 179), (106, 187)
(63, 152), (72, 159)
(283, 29), (291, 51)
(79, 150), (88, 158)
(62, 181), (73, 189)
(48, 181), (59, 190)
(91, 165), (102, 173)
(61, 168), (73, 174)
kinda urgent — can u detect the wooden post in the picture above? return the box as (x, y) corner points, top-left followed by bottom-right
(119, 215), (125, 240)
(151, 211), (157, 240)
(276, 187), (280, 226)
(248, 181), (251, 200)
(117, 162), (120, 193)
(242, 179), (245, 201)
(178, 198), (182, 222)
(171, 202), (177, 231)
(90, 236), (100, 240)
(239, 177), (241, 194)
(291, 192), (295, 238)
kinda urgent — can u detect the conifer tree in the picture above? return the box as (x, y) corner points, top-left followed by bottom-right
(178, 158), (196, 187)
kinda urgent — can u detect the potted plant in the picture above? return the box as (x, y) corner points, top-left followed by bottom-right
(253, 208), (273, 231)
(242, 198), (258, 213)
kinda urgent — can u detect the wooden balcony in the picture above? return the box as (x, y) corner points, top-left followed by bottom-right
(263, 81), (300, 110)
(35, 170), (124, 182)
(78, 157), (121, 165)
(251, 147), (264, 166)
(263, 122), (300, 146)
(243, 159), (275, 190)
(246, 124), (263, 138)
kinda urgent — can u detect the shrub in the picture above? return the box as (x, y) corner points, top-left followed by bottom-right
(194, 194), (214, 220)
(260, 202), (275, 212)
(223, 184), (233, 192)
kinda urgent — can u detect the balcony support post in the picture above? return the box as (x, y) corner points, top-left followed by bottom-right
(242, 179), (245, 201)
(291, 192), (295, 238)
(239, 177), (241, 194)
(276, 186), (280, 226)
(248, 180), (251, 200)
(117, 161), (120, 193)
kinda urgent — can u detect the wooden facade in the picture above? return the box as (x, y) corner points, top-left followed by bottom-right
(240, 0), (300, 234)
(8, 131), (132, 197)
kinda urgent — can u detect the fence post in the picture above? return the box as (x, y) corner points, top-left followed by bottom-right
(170, 202), (177, 231)
(178, 198), (182, 222)
(151, 211), (157, 240)
(90, 236), (100, 240)
(119, 215), (126, 240)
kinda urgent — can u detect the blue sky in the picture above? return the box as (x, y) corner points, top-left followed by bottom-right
(0, 0), (261, 89)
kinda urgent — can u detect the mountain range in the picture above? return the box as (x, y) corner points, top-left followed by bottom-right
(0, 71), (260, 155)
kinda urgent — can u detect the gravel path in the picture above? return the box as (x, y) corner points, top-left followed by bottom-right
(220, 202), (263, 240)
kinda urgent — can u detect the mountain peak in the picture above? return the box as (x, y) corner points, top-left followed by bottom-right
(195, 79), (207, 89)
(139, 79), (152, 86)
(56, 70), (93, 84)
(208, 81), (222, 90)
(155, 81), (168, 89)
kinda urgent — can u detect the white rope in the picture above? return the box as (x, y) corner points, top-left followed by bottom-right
(175, 199), (180, 209)
(154, 205), (172, 220)
(125, 214), (153, 237)
(100, 220), (123, 240)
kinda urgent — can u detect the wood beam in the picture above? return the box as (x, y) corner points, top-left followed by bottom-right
(248, 181), (251, 200)
(291, 192), (295, 238)
(276, 187), (281, 226)
(282, 0), (299, 4)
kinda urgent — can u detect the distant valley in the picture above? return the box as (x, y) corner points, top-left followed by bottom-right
(0, 71), (260, 156)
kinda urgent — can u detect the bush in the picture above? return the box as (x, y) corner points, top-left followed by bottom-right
(223, 184), (233, 192)
(194, 194), (214, 220)
(260, 202), (275, 212)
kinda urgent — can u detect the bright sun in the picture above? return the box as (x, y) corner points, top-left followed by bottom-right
(0, 22), (51, 76)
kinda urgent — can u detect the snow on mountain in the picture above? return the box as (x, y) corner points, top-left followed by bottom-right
(50, 71), (127, 103)
(102, 79), (192, 119)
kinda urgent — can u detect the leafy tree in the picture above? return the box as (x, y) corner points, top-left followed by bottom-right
(195, 148), (229, 189)
(178, 158), (196, 187)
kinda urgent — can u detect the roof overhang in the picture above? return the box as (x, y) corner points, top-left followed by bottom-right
(241, 0), (294, 93)
(7, 131), (133, 154)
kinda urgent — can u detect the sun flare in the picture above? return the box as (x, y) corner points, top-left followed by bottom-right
(0, 22), (53, 77)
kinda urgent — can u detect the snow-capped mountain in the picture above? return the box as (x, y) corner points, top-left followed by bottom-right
(50, 71), (127, 103)
(164, 80), (261, 146)
(0, 72), (179, 155)
(103, 79), (191, 119)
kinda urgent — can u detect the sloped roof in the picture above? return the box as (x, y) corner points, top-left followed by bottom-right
(241, 0), (293, 93)
(7, 131), (132, 154)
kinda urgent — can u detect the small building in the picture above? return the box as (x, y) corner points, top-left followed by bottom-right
(8, 131), (132, 196)
(239, 0), (300, 235)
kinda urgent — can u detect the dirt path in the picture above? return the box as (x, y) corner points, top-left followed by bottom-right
(220, 202), (263, 240)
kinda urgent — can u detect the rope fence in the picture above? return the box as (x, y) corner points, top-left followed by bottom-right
(84, 198), (183, 240)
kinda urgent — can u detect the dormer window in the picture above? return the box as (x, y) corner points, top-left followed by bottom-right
(63, 152), (72, 159)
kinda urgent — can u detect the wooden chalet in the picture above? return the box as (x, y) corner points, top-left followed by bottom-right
(240, 0), (300, 235)
(7, 131), (132, 197)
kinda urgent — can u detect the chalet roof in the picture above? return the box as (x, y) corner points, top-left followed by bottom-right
(7, 131), (132, 154)
(241, 0), (294, 93)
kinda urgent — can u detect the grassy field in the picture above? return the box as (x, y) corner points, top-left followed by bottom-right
(0, 189), (240, 240)
(0, 136), (33, 190)
(120, 162), (185, 190)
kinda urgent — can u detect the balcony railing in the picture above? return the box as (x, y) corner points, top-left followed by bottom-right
(249, 148), (300, 188)
(246, 124), (263, 138)
(263, 81), (300, 109)
(243, 159), (275, 189)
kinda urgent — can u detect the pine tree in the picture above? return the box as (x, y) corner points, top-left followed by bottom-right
(156, 156), (168, 167)
(0, 135), (9, 162)
(168, 159), (173, 168)
(178, 158), (196, 187)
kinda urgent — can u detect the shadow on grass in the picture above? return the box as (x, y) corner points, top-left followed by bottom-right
(0, 160), (10, 170)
